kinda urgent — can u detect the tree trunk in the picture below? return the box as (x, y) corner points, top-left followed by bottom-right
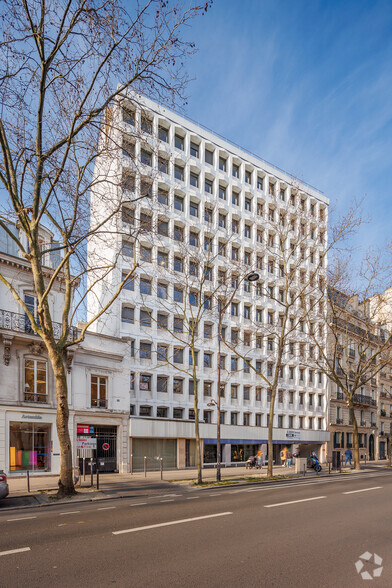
(192, 357), (202, 484)
(47, 346), (75, 496)
(349, 402), (361, 470)
(267, 387), (277, 478)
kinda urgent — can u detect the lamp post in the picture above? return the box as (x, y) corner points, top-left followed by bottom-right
(207, 398), (220, 481)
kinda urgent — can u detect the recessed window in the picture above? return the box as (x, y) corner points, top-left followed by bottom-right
(173, 348), (184, 364)
(139, 406), (152, 416)
(190, 142), (199, 158)
(157, 313), (168, 329)
(174, 256), (183, 272)
(141, 117), (152, 134)
(175, 134), (184, 150)
(205, 149), (214, 165)
(140, 278), (151, 295)
(158, 219), (169, 237)
(24, 359), (47, 403)
(173, 379), (183, 394)
(91, 375), (107, 408)
(158, 156), (168, 174)
(231, 412), (238, 425)
(174, 165), (184, 182)
(189, 201), (199, 217)
(219, 157), (227, 172)
(232, 164), (240, 178)
(141, 149), (152, 166)
(173, 225), (183, 241)
(205, 178), (213, 194)
(173, 317), (183, 332)
(121, 305), (134, 324)
(140, 342), (151, 359)
(140, 245), (152, 263)
(158, 190), (168, 205)
(157, 251), (168, 268)
(190, 172), (199, 188)
(245, 170), (252, 184)
(157, 283), (168, 299)
(174, 287), (183, 303)
(174, 195), (184, 211)
(219, 185), (226, 200)
(157, 376), (168, 392)
(204, 353), (212, 368)
(157, 406), (168, 418)
(122, 272), (134, 291)
(140, 309), (151, 327)
(158, 126), (168, 142)
(257, 176), (263, 190)
(189, 231), (199, 247)
(122, 240), (134, 257)
(232, 191), (239, 206)
(173, 408), (184, 419)
(245, 197), (252, 212)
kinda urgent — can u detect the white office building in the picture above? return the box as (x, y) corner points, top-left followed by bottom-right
(87, 91), (330, 468)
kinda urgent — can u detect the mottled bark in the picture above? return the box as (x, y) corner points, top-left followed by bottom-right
(349, 402), (361, 470)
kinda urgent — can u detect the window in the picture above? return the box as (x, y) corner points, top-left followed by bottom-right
(190, 142), (199, 158)
(256, 387), (262, 401)
(157, 251), (168, 268)
(173, 317), (183, 332)
(205, 149), (214, 165)
(24, 359), (47, 403)
(278, 415), (284, 428)
(141, 116), (152, 134)
(140, 342), (151, 359)
(175, 134), (184, 150)
(174, 256), (183, 272)
(244, 224), (251, 239)
(203, 410), (212, 424)
(173, 348), (184, 364)
(157, 406), (168, 418)
(173, 408), (183, 419)
(158, 126), (168, 142)
(245, 197), (252, 211)
(231, 357), (238, 372)
(299, 416), (304, 429)
(157, 345), (167, 362)
(141, 149), (152, 166)
(205, 178), (213, 194)
(122, 107), (135, 126)
(139, 406), (152, 416)
(243, 413), (250, 426)
(232, 218), (239, 233)
(232, 191), (239, 206)
(174, 287), (183, 303)
(122, 273), (134, 291)
(219, 157), (227, 171)
(243, 386), (250, 401)
(289, 415), (294, 428)
(140, 278), (151, 295)
(157, 219), (169, 236)
(122, 240), (134, 257)
(154, 376), (167, 394)
(189, 350), (199, 366)
(189, 291), (198, 306)
(257, 176), (263, 190)
(121, 305), (134, 324)
(231, 385), (238, 399)
(231, 412), (238, 425)
(190, 172), (199, 188)
(140, 245), (152, 263)
(139, 374), (152, 391)
(189, 201), (199, 217)
(173, 224), (183, 241)
(219, 214), (226, 229)
(231, 302), (239, 317)
(158, 190), (168, 205)
(204, 323), (213, 339)
(140, 309), (151, 327)
(204, 206), (213, 223)
(158, 156), (168, 174)
(157, 313), (168, 329)
(91, 375), (107, 408)
(244, 251), (251, 265)
(232, 163), (240, 178)
(173, 378), (183, 394)
(204, 381), (212, 397)
(204, 353), (212, 368)
(189, 260), (198, 276)
(174, 165), (184, 181)
(219, 185), (227, 200)
(189, 231), (199, 247)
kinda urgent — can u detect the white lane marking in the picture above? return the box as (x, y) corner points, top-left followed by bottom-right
(160, 499), (174, 503)
(248, 472), (390, 492)
(130, 502), (147, 506)
(97, 506), (116, 510)
(186, 496), (200, 500)
(59, 511), (80, 515)
(343, 486), (382, 495)
(149, 494), (182, 499)
(209, 493), (223, 496)
(0, 547), (31, 557)
(113, 512), (233, 535)
(264, 496), (326, 508)
(7, 516), (37, 522)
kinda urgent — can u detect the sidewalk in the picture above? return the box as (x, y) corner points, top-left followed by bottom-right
(2, 460), (390, 510)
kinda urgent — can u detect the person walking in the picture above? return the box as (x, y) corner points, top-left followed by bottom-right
(256, 450), (263, 468)
(280, 447), (288, 467)
(344, 448), (352, 466)
(286, 450), (292, 467)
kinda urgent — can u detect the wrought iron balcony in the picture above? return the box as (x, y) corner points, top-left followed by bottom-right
(336, 390), (376, 406)
(336, 418), (344, 424)
(0, 309), (77, 341)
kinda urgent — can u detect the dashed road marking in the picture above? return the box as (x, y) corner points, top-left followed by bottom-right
(113, 512), (233, 535)
(0, 547), (31, 557)
(97, 506), (116, 510)
(7, 516), (37, 522)
(343, 486), (382, 495)
(264, 496), (327, 508)
(130, 502), (147, 506)
(59, 511), (80, 515)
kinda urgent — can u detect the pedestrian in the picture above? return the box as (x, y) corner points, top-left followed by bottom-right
(286, 450), (292, 467)
(344, 448), (352, 466)
(280, 447), (288, 467)
(256, 450), (263, 468)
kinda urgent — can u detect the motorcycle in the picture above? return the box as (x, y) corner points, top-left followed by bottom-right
(309, 453), (322, 473)
(245, 456), (262, 469)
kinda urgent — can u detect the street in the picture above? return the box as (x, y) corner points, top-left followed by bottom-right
(0, 470), (391, 587)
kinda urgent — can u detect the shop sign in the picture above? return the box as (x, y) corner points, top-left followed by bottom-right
(77, 437), (97, 450)
(21, 414), (43, 420)
(286, 430), (301, 441)
(77, 424), (95, 434)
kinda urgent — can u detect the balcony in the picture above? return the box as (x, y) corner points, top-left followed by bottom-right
(353, 393), (376, 407)
(336, 418), (343, 424)
(381, 409), (386, 417)
(0, 309), (77, 341)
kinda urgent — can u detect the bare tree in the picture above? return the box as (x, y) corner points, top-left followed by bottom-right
(222, 187), (360, 478)
(0, 0), (210, 495)
(307, 249), (392, 470)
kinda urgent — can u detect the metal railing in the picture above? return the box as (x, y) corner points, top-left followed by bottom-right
(336, 390), (376, 406)
(0, 309), (77, 341)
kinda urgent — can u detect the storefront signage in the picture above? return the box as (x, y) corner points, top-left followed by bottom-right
(21, 414), (43, 420)
(77, 437), (97, 450)
(77, 424), (95, 434)
(286, 430), (301, 441)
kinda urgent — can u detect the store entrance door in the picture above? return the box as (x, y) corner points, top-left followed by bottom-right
(78, 425), (117, 473)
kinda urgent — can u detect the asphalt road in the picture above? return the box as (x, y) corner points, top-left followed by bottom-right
(1, 471), (391, 587)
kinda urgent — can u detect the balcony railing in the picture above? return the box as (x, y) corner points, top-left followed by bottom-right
(337, 390), (376, 406)
(336, 418), (343, 424)
(0, 309), (77, 341)
(24, 393), (47, 403)
(381, 409), (386, 417)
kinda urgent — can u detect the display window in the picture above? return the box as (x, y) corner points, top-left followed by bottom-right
(9, 422), (51, 471)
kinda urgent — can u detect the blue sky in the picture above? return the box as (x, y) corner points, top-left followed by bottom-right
(182, 0), (392, 252)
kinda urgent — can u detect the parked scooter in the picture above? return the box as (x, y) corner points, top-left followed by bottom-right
(309, 452), (322, 473)
(245, 456), (262, 469)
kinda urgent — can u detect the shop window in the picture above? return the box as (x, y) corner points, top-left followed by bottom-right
(91, 375), (107, 408)
(24, 358), (47, 403)
(9, 422), (51, 471)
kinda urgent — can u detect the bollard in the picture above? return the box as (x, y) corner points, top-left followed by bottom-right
(328, 462), (331, 475)
(160, 458), (163, 480)
(130, 453), (133, 475)
(27, 470), (30, 493)
(90, 457), (94, 487)
(96, 467), (99, 490)
(83, 457), (86, 482)
(144, 456), (147, 478)
(303, 465), (306, 476)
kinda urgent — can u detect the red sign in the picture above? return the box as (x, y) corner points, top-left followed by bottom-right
(102, 443), (110, 451)
(77, 424), (95, 434)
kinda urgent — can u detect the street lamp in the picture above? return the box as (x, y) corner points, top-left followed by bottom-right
(247, 271), (260, 282)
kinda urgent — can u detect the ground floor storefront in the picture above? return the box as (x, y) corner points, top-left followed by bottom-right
(326, 427), (381, 463)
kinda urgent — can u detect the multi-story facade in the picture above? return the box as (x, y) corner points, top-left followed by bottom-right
(326, 291), (388, 463)
(87, 92), (330, 467)
(0, 223), (130, 476)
